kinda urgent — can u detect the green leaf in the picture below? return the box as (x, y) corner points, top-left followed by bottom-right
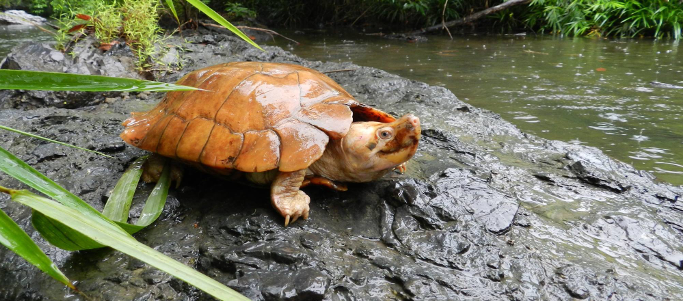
(165, 0), (180, 24)
(136, 164), (171, 227)
(32, 211), (105, 250)
(102, 157), (146, 223)
(0, 70), (198, 92)
(0, 146), (129, 237)
(10, 190), (250, 301)
(185, 0), (264, 51)
(0, 205), (74, 289)
(0, 125), (113, 158)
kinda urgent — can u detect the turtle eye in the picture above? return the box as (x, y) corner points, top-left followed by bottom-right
(378, 128), (393, 140)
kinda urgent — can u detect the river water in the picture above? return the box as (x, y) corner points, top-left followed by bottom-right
(266, 30), (683, 186)
(0, 24), (53, 57)
(1, 25), (681, 185)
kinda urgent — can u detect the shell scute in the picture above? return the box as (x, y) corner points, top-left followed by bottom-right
(274, 120), (329, 172)
(298, 103), (352, 140)
(174, 67), (256, 121)
(156, 116), (188, 158)
(138, 114), (172, 151)
(233, 130), (280, 172)
(199, 125), (243, 168)
(176, 118), (214, 162)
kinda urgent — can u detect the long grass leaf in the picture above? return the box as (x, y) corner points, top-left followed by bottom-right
(0, 125), (113, 158)
(0, 70), (198, 92)
(184, 0), (263, 51)
(102, 157), (146, 223)
(0, 205), (74, 289)
(164, 0), (180, 24)
(136, 164), (170, 226)
(10, 190), (250, 301)
(32, 211), (105, 250)
(0, 146), (129, 236)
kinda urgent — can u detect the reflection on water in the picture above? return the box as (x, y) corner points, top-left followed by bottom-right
(267, 31), (683, 185)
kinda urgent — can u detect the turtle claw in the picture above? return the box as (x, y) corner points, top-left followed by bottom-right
(395, 163), (407, 174)
(275, 190), (309, 226)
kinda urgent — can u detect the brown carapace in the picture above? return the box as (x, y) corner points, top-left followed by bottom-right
(121, 62), (420, 226)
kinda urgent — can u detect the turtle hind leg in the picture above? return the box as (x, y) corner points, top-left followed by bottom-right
(141, 154), (184, 188)
(301, 176), (348, 191)
(271, 170), (310, 226)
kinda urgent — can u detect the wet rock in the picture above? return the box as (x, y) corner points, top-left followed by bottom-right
(556, 265), (591, 299)
(567, 158), (630, 193)
(1, 32), (682, 301)
(0, 10), (46, 25)
(0, 39), (141, 108)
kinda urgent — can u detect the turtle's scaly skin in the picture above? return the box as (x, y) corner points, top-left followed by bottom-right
(121, 62), (420, 225)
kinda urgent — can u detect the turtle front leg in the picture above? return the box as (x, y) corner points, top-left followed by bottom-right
(271, 170), (310, 226)
(142, 154), (184, 188)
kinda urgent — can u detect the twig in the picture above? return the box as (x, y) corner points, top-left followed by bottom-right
(236, 25), (300, 45)
(351, 7), (371, 27)
(442, 0), (453, 39)
(198, 22), (299, 45)
(408, 0), (531, 35)
(323, 69), (357, 73)
(523, 50), (548, 55)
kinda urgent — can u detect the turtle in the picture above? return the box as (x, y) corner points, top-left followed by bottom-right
(120, 62), (420, 226)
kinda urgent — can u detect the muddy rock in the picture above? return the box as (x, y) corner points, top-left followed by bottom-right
(0, 10), (46, 25)
(0, 33), (682, 300)
(0, 38), (142, 109)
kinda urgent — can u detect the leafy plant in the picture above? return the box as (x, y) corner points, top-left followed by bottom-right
(29, 0), (50, 15)
(121, 0), (162, 69)
(523, 0), (683, 39)
(0, 0), (21, 9)
(225, 2), (256, 20)
(0, 71), (248, 300)
(93, 0), (123, 44)
(0, 149), (247, 300)
(54, 0), (261, 69)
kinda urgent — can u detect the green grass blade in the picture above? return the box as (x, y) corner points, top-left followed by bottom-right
(136, 164), (170, 227)
(164, 0), (180, 24)
(32, 211), (105, 250)
(0, 125), (113, 158)
(0, 146), (129, 236)
(0, 205), (74, 289)
(0, 70), (198, 92)
(102, 157), (146, 223)
(185, 0), (264, 51)
(10, 190), (250, 301)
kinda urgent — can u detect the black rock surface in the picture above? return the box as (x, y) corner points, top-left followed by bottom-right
(0, 32), (682, 300)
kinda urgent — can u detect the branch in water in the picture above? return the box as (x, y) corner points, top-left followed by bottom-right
(199, 22), (299, 45)
(408, 0), (531, 35)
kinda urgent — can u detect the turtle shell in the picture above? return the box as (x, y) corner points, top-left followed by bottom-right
(121, 62), (395, 173)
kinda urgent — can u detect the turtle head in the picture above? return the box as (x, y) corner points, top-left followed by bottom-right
(308, 114), (420, 182)
(341, 114), (421, 173)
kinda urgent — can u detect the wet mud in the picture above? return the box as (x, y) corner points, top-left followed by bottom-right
(0, 31), (681, 300)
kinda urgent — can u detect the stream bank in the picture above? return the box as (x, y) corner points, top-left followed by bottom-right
(0, 30), (682, 300)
